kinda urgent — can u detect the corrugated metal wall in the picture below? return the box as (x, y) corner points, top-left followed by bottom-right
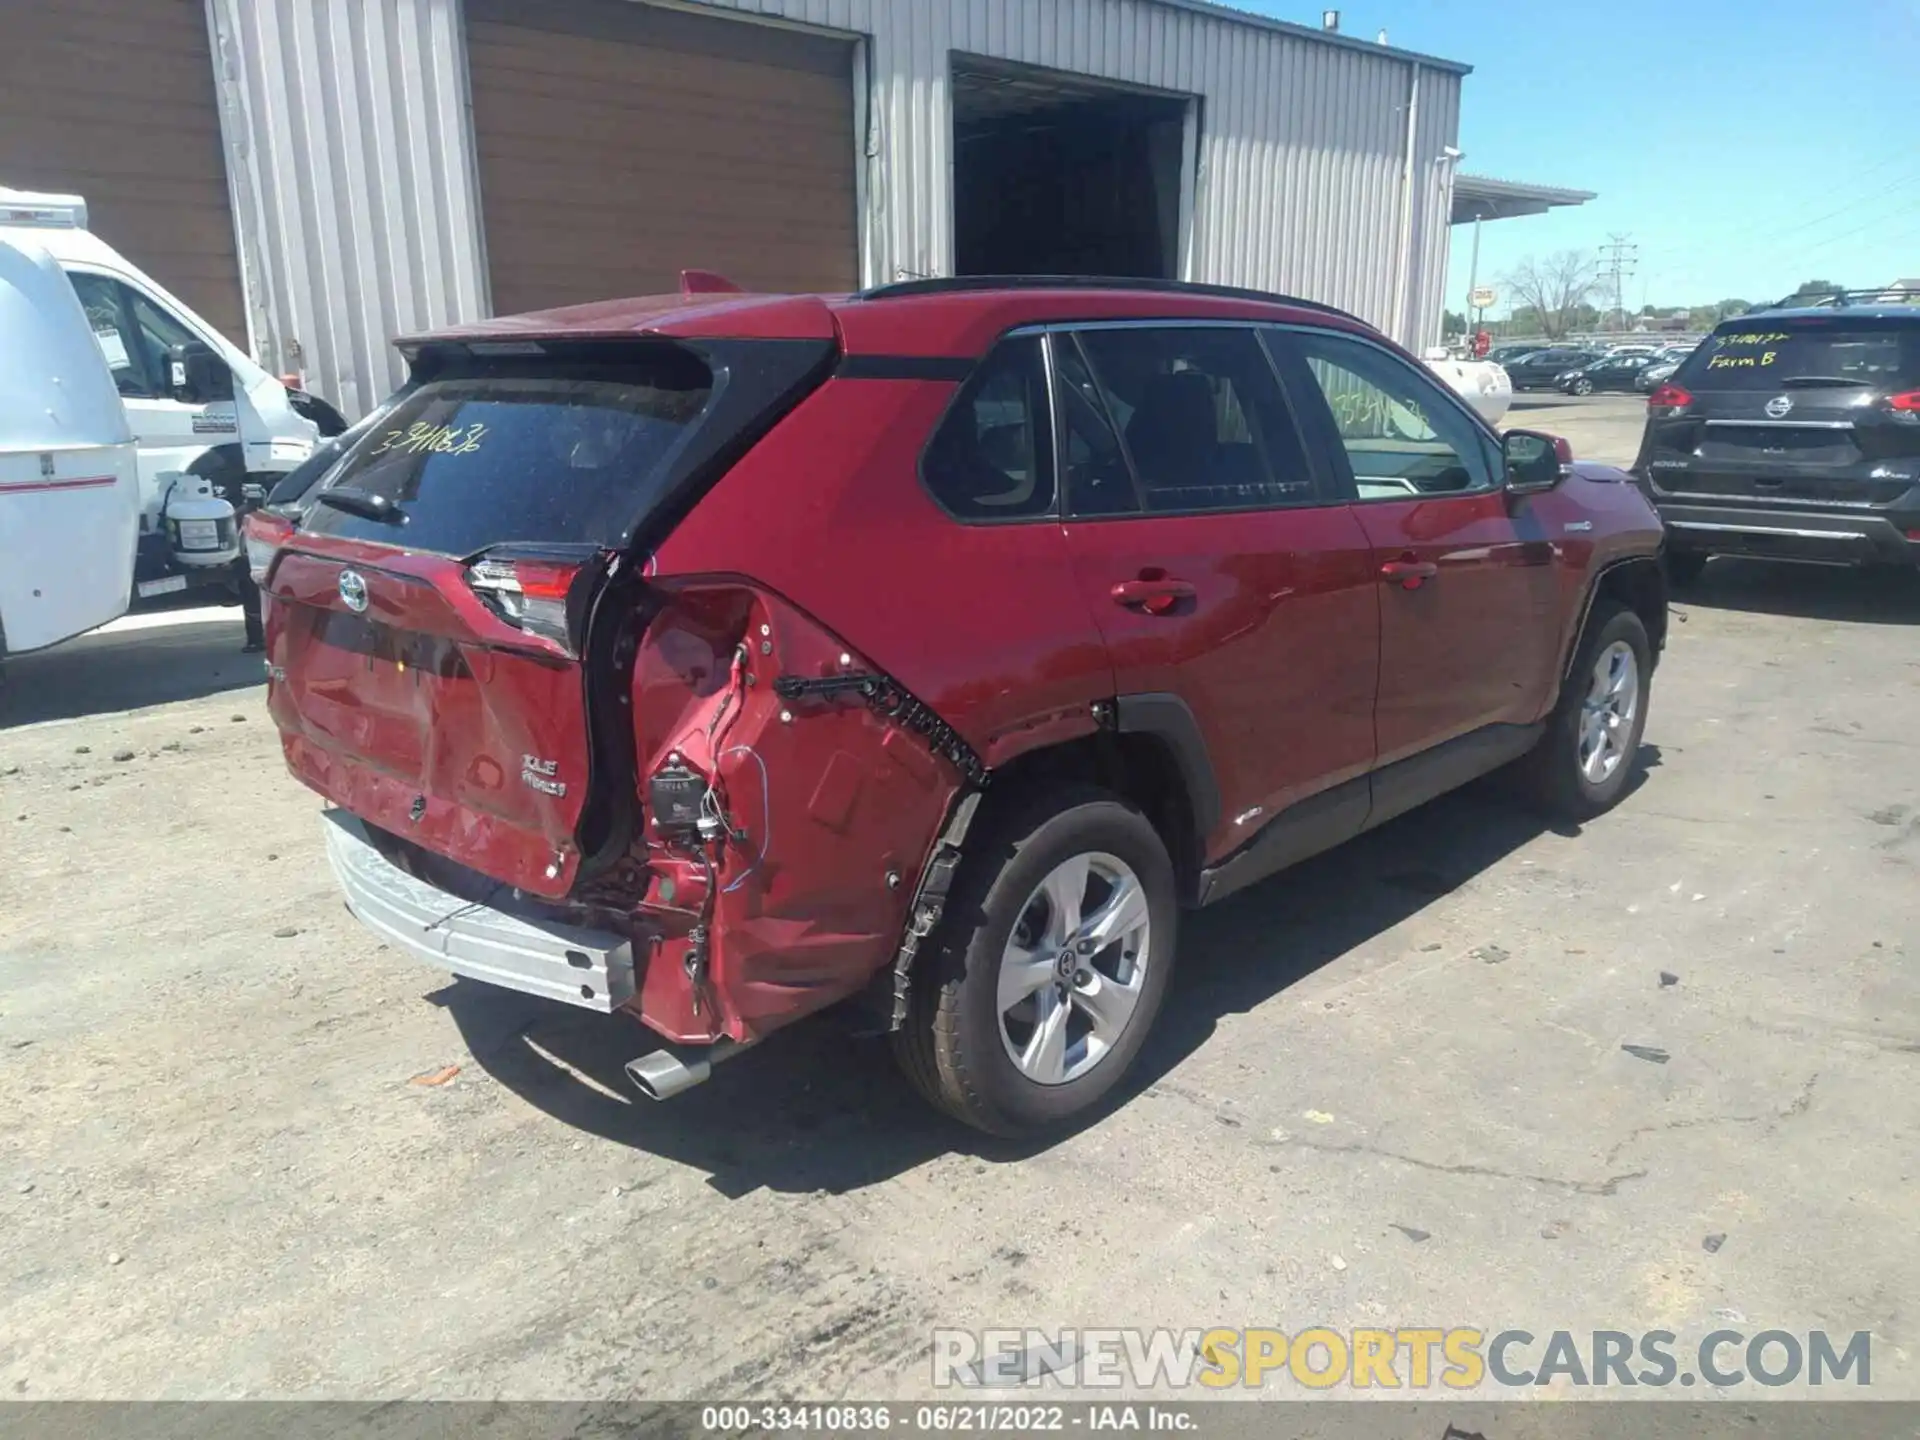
(204, 0), (487, 419)
(206, 0), (1463, 417)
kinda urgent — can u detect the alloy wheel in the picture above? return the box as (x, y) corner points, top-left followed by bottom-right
(996, 852), (1152, 1086)
(1578, 639), (1639, 784)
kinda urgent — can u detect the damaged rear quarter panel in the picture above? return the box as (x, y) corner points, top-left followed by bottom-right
(632, 373), (1115, 1042)
(627, 582), (960, 1043)
(653, 372), (1115, 768)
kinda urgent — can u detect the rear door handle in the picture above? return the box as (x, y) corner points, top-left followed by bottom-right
(1380, 557), (1439, 590)
(1111, 578), (1196, 614)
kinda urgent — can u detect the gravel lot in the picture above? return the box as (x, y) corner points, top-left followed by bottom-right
(2, 398), (1916, 1401)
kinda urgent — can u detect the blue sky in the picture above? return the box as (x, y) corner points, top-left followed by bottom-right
(1243, 0), (1920, 315)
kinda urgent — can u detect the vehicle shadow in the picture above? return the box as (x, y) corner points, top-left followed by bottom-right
(446, 755), (1657, 1197)
(0, 610), (261, 728)
(1677, 559), (1920, 625)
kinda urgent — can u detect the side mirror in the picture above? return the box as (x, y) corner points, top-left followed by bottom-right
(166, 340), (235, 405)
(1503, 429), (1572, 494)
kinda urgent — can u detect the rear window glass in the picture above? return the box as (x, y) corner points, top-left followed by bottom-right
(300, 349), (712, 555)
(1680, 321), (1920, 390)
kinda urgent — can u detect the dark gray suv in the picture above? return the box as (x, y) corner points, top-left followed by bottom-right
(1633, 297), (1920, 581)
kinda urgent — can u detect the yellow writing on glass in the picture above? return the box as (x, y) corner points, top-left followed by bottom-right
(371, 421), (489, 457)
(1706, 351), (1780, 370)
(1717, 332), (1790, 347)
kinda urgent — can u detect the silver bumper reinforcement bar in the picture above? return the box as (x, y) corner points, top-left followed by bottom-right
(321, 808), (637, 1012)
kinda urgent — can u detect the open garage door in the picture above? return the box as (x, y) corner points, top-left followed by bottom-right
(952, 56), (1192, 281)
(0, 0), (246, 345)
(467, 0), (858, 317)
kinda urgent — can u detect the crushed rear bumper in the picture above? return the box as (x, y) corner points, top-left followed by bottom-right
(321, 809), (636, 1012)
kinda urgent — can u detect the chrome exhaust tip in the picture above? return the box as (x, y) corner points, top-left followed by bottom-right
(624, 1039), (750, 1101)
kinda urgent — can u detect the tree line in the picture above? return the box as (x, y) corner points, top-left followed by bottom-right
(1448, 255), (1860, 340)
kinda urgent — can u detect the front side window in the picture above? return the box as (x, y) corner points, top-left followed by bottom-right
(125, 288), (200, 391)
(66, 273), (150, 398)
(1289, 330), (1496, 500)
(1068, 326), (1315, 515)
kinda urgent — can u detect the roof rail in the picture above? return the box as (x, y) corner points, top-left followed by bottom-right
(1749, 287), (1920, 313)
(857, 274), (1365, 325)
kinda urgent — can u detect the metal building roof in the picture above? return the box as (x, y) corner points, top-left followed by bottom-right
(1452, 174), (1597, 224)
(1150, 0), (1472, 75)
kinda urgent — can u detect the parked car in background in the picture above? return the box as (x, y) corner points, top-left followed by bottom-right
(1507, 348), (1603, 391)
(1489, 342), (1551, 365)
(1558, 354), (1657, 395)
(1635, 357), (1684, 393)
(1634, 296), (1920, 582)
(255, 274), (1666, 1136)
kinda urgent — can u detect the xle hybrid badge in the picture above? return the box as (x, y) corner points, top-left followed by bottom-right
(521, 755), (567, 797)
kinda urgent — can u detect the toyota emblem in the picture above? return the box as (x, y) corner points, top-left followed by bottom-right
(337, 569), (370, 613)
(1764, 394), (1794, 419)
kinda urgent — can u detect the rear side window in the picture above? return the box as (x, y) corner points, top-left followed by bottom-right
(921, 336), (1056, 521)
(301, 347), (712, 555)
(1681, 320), (1920, 390)
(1071, 326), (1315, 515)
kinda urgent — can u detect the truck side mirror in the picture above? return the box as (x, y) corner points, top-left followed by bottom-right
(167, 340), (235, 405)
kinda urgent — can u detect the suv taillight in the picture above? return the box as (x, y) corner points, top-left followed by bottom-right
(1647, 382), (1693, 412)
(466, 557), (583, 650)
(243, 511), (294, 585)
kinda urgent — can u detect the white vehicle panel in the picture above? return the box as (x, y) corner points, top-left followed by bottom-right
(0, 233), (140, 653)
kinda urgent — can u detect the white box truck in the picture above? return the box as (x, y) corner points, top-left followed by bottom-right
(0, 186), (346, 626)
(0, 230), (142, 667)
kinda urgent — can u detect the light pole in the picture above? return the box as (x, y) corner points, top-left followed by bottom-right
(1467, 208), (1485, 334)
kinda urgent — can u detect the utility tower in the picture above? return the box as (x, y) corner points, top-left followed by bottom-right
(1600, 234), (1639, 331)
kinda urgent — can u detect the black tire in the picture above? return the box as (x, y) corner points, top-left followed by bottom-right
(1517, 603), (1653, 821)
(1573, 377), (1595, 396)
(893, 786), (1178, 1136)
(1664, 549), (1709, 587)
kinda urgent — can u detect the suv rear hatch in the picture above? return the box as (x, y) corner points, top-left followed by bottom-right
(262, 330), (834, 898)
(1640, 315), (1920, 507)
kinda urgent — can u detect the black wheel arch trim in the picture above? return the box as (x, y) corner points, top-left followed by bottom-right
(1562, 552), (1668, 684)
(1112, 692), (1222, 845)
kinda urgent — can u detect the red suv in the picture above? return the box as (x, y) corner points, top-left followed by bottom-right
(255, 276), (1667, 1135)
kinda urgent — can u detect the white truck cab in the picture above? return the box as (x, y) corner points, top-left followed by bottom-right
(0, 231), (141, 663)
(0, 187), (332, 599)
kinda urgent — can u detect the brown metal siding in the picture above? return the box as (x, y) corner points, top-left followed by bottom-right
(0, 0), (245, 345)
(466, 0), (857, 317)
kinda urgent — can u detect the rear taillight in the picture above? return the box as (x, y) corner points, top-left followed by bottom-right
(243, 511), (294, 585)
(466, 557), (583, 650)
(1647, 383), (1693, 413)
(1886, 390), (1920, 413)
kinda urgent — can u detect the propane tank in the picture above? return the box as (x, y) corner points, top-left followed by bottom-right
(160, 472), (241, 568)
